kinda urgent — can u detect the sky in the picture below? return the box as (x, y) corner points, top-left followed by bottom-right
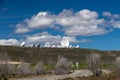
(0, 0), (120, 50)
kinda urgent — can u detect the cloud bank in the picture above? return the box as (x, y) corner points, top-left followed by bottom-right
(15, 9), (111, 36)
(0, 39), (20, 46)
(2, 9), (120, 46)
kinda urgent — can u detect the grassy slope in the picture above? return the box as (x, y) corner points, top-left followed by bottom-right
(0, 46), (120, 64)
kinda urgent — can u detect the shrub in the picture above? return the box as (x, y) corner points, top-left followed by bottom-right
(0, 53), (8, 76)
(16, 62), (31, 76)
(47, 60), (54, 73)
(86, 53), (101, 77)
(0, 52), (15, 79)
(34, 61), (45, 75)
(115, 57), (120, 72)
(5, 64), (15, 75)
(55, 55), (72, 74)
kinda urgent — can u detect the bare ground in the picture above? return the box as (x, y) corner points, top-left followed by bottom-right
(10, 69), (111, 80)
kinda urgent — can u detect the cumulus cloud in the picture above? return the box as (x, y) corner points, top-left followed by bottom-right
(26, 32), (61, 44)
(56, 9), (108, 36)
(79, 39), (91, 43)
(103, 12), (112, 17)
(103, 12), (120, 19)
(0, 39), (20, 46)
(15, 24), (30, 33)
(15, 9), (111, 36)
(61, 36), (78, 43)
(111, 21), (120, 28)
(27, 12), (55, 29)
(25, 32), (80, 45)
(0, 33), (91, 46)
(103, 12), (120, 28)
(8, 9), (120, 46)
(15, 12), (55, 33)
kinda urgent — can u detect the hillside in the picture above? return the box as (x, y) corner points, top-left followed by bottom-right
(0, 46), (120, 63)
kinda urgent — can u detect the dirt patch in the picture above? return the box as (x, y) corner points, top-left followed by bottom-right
(0, 61), (28, 64)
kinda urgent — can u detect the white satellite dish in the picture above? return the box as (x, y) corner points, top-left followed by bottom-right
(57, 45), (61, 48)
(44, 44), (47, 47)
(60, 40), (70, 48)
(20, 42), (25, 47)
(45, 42), (51, 48)
(69, 45), (72, 48)
(52, 45), (55, 48)
(76, 45), (79, 48)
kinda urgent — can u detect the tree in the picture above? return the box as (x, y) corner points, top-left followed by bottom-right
(86, 53), (101, 77)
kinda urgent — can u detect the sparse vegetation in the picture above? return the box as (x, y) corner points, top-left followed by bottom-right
(16, 61), (31, 76)
(0, 46), (118, 63)
(55, 55), (72, 74)
(34, 61), (46, 75)
(0, 52), (15, 79)
(86, 53), (101, 77)
(115, 57), (120, 72)
(0, 46), (120, 79)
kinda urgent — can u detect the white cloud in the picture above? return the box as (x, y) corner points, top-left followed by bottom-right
(65, 25), (107, 36)
(103, 12), (120, 19)
(0, 33), (91, 46)
(103, 12), (112, 17)
(61, 36), (78, 43)
(15, 24), (30, 33)
(58, 9), (107, 36)
(27, 12), (55, 29)
(77, 9), (98, 20)
(25, 32), (79, 45)
(79, 39), (91, 43)
(15, 9), (113, 36)
(25, 32), (62, 45)
(15, 12), (55, 33)
(0, 39), (20, 46)
(103, 12), (120, 28)
(111, 21), (120, 28)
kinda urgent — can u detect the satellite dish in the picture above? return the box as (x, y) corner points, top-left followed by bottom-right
(52, 45), (55, 48)
(76, 45), (79, 48)
(60, 40), (70, 48)
(45, 42), (51, 48)
(44, 44), (47, 47)
(69, 45), (72, 48)
(57, 45), (61, 48)
(37, 44), (41, 48)
(20, 42), (25, 47)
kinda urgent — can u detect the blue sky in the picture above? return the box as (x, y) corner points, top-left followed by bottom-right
(0, 0), (120, 50)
